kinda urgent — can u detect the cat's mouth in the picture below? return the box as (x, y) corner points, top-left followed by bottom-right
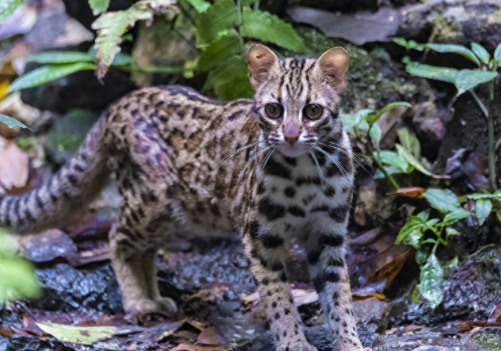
(277, 144), (308, 157)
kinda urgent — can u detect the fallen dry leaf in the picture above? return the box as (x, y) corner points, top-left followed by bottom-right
(172, 343), (226, 351)
(197, 326), (226, 345)
(19, 229), (79, 266)
(394, 187), (426, 199)
(488, 302), (501, 324)
(241, 287), (319, 308)
(0, 135), (29, 191)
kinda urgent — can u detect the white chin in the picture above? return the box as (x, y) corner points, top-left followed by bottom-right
(278, 145), (307, 157)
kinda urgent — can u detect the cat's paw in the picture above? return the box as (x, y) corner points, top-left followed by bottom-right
(156, 297), (178, 314)
(125, 298), (177, 324)
(277, 342), (318, 351)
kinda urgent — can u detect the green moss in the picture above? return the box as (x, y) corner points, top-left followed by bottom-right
(287, 26), (423, 111)
(474, 333), (501, 351)
(429, 14), (463, 43)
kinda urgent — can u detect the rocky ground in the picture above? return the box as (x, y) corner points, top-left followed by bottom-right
(1, 0), (501, 350)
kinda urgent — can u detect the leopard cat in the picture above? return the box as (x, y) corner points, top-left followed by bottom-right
(0, 44), (369, 351)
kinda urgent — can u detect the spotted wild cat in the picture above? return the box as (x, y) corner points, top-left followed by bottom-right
(0, 45), (369, 351)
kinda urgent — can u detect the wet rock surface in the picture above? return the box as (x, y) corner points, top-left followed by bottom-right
(398, 246), (501, 326)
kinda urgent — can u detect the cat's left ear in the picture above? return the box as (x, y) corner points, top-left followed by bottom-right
(247, 44), (280, 89)
(313, 47), (349, 92)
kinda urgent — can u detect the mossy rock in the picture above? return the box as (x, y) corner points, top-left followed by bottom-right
(288, 26), (432, 111)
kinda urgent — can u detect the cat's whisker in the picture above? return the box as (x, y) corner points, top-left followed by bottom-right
(309, 149), (326, 192)
(261, 147), (276, 171)
(219, 142), (260, 167)
(239, 146), (272, 180)
(312, 145), (347, 175)
(317, 142), (369, 174)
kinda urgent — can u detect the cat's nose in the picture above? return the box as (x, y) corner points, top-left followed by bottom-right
(284, 125), (300, 145)
(284, 133), (299, 145)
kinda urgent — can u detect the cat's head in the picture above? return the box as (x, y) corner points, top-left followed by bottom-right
(247, 44), (349, 158)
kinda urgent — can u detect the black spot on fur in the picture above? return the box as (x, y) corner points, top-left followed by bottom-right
(263, 157), (291, 179)
(258, 197), (285, 221)
(260, 233), (285, 248)
(282, 156), (297, 166)
(288, 206), (306, 217)
(284, 187), (295, 198)
(328, 205), (349, 222)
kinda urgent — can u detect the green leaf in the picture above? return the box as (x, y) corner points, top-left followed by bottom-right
(471, 43), (490, 65)
(445, 227), (460, 237)
(241, 8), (307, 52)
(396, 144), (441, 178)
(443, 208), (471, 225)
(366, 102), (411, 126)
(423, 189), (461, 213)
(369, 123), (382, 146)
(36, 321), (142, 345)
(415, 247), (429, 266)
(196, 0), (236, 45)
(183, 0), (211, 12)
(375, 150), (411, 174)
(468, 192), (501, 201)
(444, 256), (458, 278)
(425, 218), (440, 228)
(476, 199), (493, 226)
(0, 114), (28, 129)
(8, 63), (96, 92)
(91, 0), (176, 80)
(455, 69), (498, 96)
(495, 42), (501, 61)
(0, 0), (23, 24)
(397, 128), (421, 159)
(396, 216), (427, 248)
(419, 253), (444, 309)
(26, 52), (93, 64)
(217, 75), (254, 100)
(0, 231), (40, 303)
(204, 55), (254, 100)
(393, 38), (425, 51)
(417, 210), (431, 221)
(496, 211), (501, 225)
(88, 0), (110, 15)
(197, 32), (241, 72)
(426, 43), (480, 66)
(406, 62), (458, 84)
(412, 285), (420, 304)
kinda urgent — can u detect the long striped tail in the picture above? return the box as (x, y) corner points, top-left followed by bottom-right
(0, 117), (111, 234)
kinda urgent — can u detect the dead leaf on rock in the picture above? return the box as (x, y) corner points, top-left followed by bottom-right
(241, 287), (318, 308)
(488, 302), (501, 324)
(19, 229), (79, 266)
(197, 326), (226, 345)
(172, 343), (226, 351)
(394, 187), (426, 199)
(0, 135), (29, 191)
(287, 7), (401, 45)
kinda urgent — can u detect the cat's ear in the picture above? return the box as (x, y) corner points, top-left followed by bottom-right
(247, 44), (280, 89)
(314, 47), (349, 91)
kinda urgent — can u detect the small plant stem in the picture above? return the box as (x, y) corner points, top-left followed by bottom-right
(236, 0), (245, 52)
(471, 84), (498, 191)
(470, 90), (488, 118)
(488, 79), (498, 191)
(366, 139), (400, 190)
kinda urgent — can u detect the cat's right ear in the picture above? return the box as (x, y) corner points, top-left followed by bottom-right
(247, 44), (280, 89)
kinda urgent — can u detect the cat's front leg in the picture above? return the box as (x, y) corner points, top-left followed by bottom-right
(243, 219), (317, 351)
(306, 216), (369, 351)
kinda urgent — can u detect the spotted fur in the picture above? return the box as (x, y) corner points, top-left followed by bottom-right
(0, 45), (368, 351)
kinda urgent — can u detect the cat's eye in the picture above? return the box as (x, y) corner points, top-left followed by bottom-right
(303, 104), (324, 120)
(265, 103), (284, 119)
